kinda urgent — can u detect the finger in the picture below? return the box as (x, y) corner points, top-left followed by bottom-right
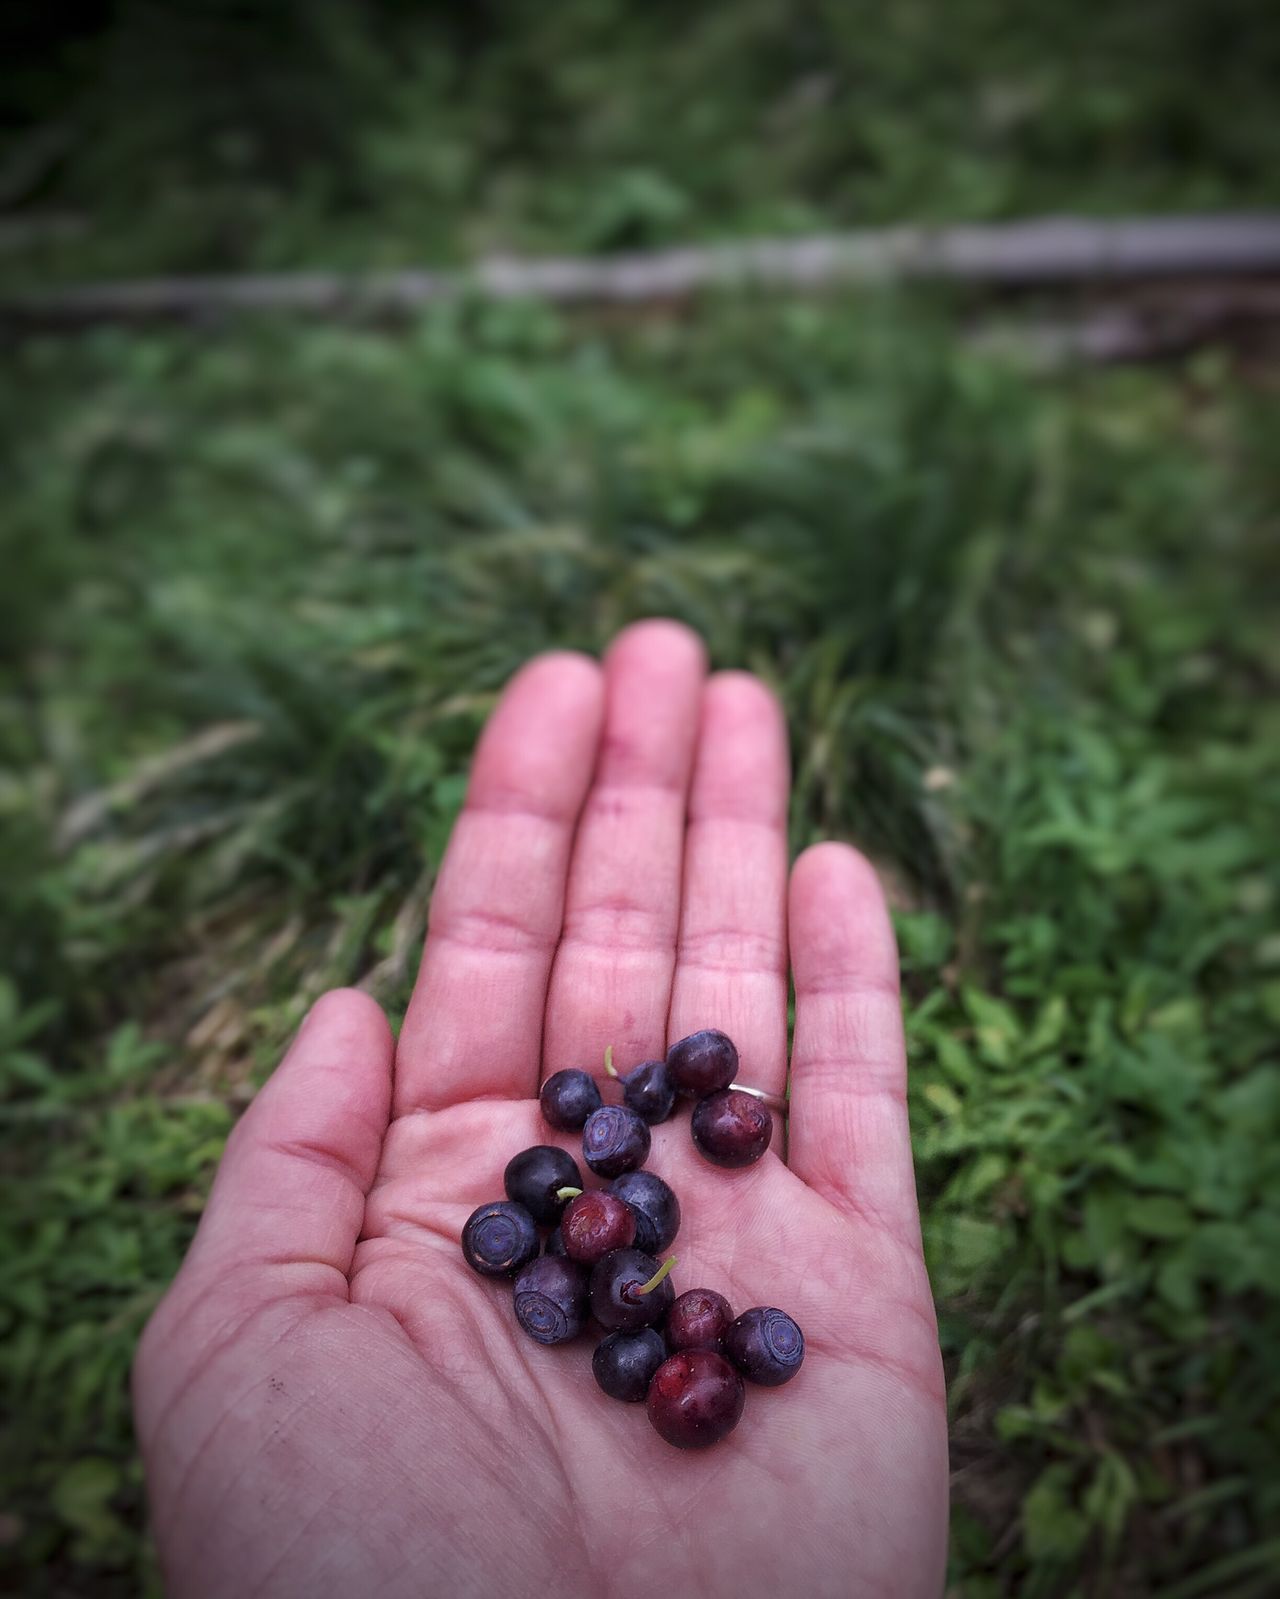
(396, 652), (605, 1112)
(542, 620), (706, 1075)
(788, 842), (921, 1239)
(185, 988), (393, 1297)
(666, 672), (790, 1095)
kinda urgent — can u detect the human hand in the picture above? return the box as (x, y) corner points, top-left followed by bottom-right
(134, 621), (948, 1598)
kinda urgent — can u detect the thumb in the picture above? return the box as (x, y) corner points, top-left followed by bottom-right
(179, 986), (393, 1302)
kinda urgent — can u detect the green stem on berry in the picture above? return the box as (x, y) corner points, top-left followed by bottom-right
(556, 1186), (583, 1202)
(603, 1044), (617, 1079)
(635, 1255), (677, 1296)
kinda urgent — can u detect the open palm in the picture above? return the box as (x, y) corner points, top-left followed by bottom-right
(135, 622), (948, 1598)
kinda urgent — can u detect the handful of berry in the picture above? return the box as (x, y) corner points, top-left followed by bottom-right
(461, 1028), (804, 1450)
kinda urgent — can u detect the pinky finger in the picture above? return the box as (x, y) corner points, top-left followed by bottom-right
(787, 843), (921, 1245)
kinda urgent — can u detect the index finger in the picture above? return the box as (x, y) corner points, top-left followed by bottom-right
(395, 652), (604, 1113)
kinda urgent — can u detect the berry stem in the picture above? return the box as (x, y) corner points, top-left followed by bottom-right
(555, 1186), (583, 1201)
(635, 1255), (677, 1296)
(603, 1044), (617, 1079)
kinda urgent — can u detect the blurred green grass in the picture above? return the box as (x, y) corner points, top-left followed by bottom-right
(2, 4), (1280, 1595)
(3, 0), (1280, 285)
(4, 297), (1278, 1597)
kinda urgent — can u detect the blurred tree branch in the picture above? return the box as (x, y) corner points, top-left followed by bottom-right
(4, 214), (1280, 363)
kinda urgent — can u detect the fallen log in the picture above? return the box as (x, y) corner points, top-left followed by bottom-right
(3, 213), (1280, 331)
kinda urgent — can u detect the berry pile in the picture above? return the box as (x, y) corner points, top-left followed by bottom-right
(461, 1028), (804, 1450)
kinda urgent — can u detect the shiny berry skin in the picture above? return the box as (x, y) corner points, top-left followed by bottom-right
(461, 1201), (540, 1277)
(592, 1327), (668, 1402)
(589, 1247), (675, 1331)
(691, 1089), (773, 1167)
(503, 1145), (582, 1225)
(539, 1068), (602, 1132)
(561, 1190), (636, 1264)
(647, 1350), (746, 1449)
(667, 1288), (733, 1352)
(582, 1105), (651, 1178)
(618, 1058), (677, 1124)
(544, 1226), (567, 1257)
(724, 1307), (805, 1385)
(666, 1028), (738, 1097)
(608, 1170), (680, 1255)
(512, 1256), (588, 1345)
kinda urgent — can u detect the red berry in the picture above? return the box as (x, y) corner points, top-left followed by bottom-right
(561, 1190), (636, 1264)
(691, 1089), (773, 1167)
(667, 1288), (733, 1352)
(647, 1350), (745, 1449)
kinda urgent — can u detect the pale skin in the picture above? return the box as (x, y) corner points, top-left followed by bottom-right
(134, 620), (950, 1599)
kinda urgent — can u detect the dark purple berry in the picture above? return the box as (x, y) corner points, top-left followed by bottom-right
(539, 1068), (602, 1132)
(513, 1255), (588, 1345)
(691, 1089), (773, 1168)
(618, 1058), (677, 1124)
(724, 1307), (805, 1386)
(667, 1288), (733, 1352)
(504, 1145), (582, 1225)
(582, 1105), (650, 1178)
(589, 1248), (676, 1331)
(647, 1350), (745, 1449)
(545, 1226), (567, 1257)
(461, 1201), (539, 1277)
(608, 1170), (680, 1255)
(666, 1029), (738, 1097)
(592, 1327), (668, 1402)
(561, 1191), (636, 1264)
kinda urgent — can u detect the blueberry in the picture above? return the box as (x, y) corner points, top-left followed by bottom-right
(589, 1247), (676, 1331)
(647, 1350), (745, 1449)
(539, 1068), (602, 1132)
(691, 1088), (773, 1168)
(608, 1170), (680, 1255)
(723, 1307), (805, 1386)
(460, 1201), (540, 1277)
(617, 1058), (677, 1124)
(544, 1226), (567, 1257)
(512, 1256), (588, 1345)
(667, 1288), (733, 1352)
(561, 1190), (636, 1264)
(666, 1028), (738, 1098)
(504, 1145), (583, 1225)
(582, 1105), (650, 1178)
(593, 1327), (668, 1402)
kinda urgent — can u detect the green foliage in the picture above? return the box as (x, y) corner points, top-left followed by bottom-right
(2, 291), (1277, 1597)
(910, 696), (1280, 1586)
(0, 1050), (229, 1587)
(5, 0), (1280, 286)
